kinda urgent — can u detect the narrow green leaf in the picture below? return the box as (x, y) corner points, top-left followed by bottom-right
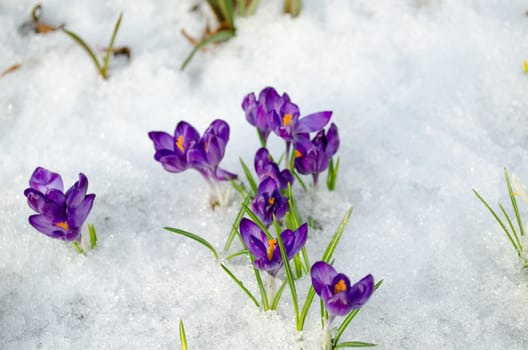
(224, 194), (251, 252)
(102, 12), (123, 78)
(226, 249), (248, 260)
(220, 263), (260, 307)
(179, 319), (188, 350)
(253, 261), (269, 310)
(181, 29), (235, 70)
(498, 204), (522, 254)
(164, 227), (218, 259)
(218, 0), (235, 29)
(298, 286), (315, 331)
(327, 157), (340, 191)
(206, 0), (224, 22)
(62, 28), (103, 74)
(271, 279), (288, 310)
(334, 341), (377, 348)
(229, 178), (247, 197)
(88, 224), (97, 249)
(292, 168), (307, 192)
(322, 207), (353, 263)
(276, 225), (300, 327)
(72, 241), (85, 255)
(242, 203), (273, 239)
(240, 157), (258, 195)
(473, 189), (519, 254)
(246, 0), (260, 15)
(504, 167), (525, 239)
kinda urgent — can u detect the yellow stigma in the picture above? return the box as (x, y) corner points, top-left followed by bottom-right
(283, 113), (293, 126)
(334, 279), (347, 294)
(294, 150), (302, 158)
(176, 135), (184, 153)
(267, 239), (277, 261)
(55, 221), (70, 230)
(268, 197), (275, 206)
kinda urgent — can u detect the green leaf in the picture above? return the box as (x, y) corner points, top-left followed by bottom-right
(179, 319), (188, 350)
(181, 29), (235, 70)
(334, 341), (377, 348)
(271, 279), (288, 310)
(473, 189), (520, 254)
(292, 167), (307, 192)
(298, 286), (315, 331)
(224, 194), (251, 252)
(218, 0), (235, 29)
(164, 227), (219, 259)
(62, 28), (103, 74)
(504, 168), (524, 247)
(276, 223), (300, 327)
(240, 157), (258, 195)
(88, 224), (97, 249)
(322, 207), (353, 263)
(229, 178), (247, 197)
(72, 241), (85, 255)
(327, 157), (340, 191)
(226, 249), (248, 260)
(101, 12), (123, 78)
(220, 263), (260, 307)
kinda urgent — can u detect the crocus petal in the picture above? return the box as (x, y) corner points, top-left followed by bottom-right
(311, 261), (338, 299)
(175, 121), (201, 153)
(242, 92), (258, 125)
(239, 218), (268, 257)
(24, 188), (47, 213)
(203, 135), (224, 167)
(325, 123), (340, 157)
(28, 214), (65, 239)
(346, 274), (375, 309)
(258, 87), (281, 112)
(214, 167), (237, 181)
(206, 119), (230, 144)
(65, 173), (89, 208)
(187, 148), (209, 169)
(148, 131), (174, 152)
(288, 223), (308, 259)
(254, 148), (271, 175)
(258, 177), (279, 194)
(68, 194), (95, 229)
(298, 111), (332, 133)
(29, 167), (64, 194)
(157, 154), (189, 173)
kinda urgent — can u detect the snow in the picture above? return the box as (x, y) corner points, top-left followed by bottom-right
(1, 0), (528, 349)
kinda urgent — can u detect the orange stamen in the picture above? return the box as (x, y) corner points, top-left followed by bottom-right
(334, 279), (347, 294)
(268, 197), (275, 206)
(294, 150), (302, 158)
(176, 135), (184, 153)
(267, 239), (277, 261)
(283, 113), (293, 126)
(55, 221), (70, 230)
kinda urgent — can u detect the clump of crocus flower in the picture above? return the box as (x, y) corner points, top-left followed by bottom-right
(24, 167), (96, 252)
(294, 123), (339, 187)
(242, 87), (285, 146)
(311, 261), (374, 350)
(148, 119), (237, 205)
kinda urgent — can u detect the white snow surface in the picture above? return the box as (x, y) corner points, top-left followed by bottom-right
(1, 0), (528, 349)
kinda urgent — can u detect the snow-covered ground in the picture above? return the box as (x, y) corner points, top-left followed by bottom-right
(1, 0), (528, 349)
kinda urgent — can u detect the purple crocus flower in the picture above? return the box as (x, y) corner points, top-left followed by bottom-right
(239, 218), (307, 277)
(24, 167), (95, 242)
(148, 119), (236, 182)
(254, 148), (293, 191)
(251, 177), (289, 227)
(242, 87), (284, 145)
(311, 261), (374, 317)
(293, 123), (340, 186)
